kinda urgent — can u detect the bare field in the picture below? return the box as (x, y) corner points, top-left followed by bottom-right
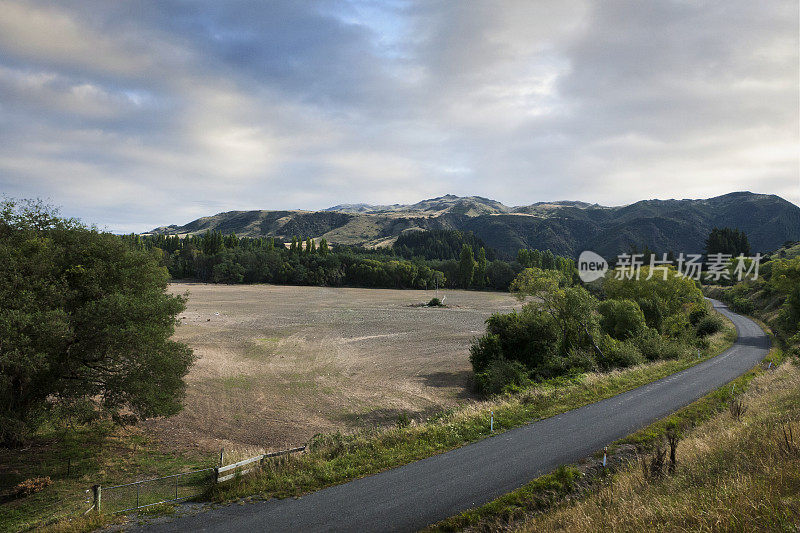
(146, 283), (519, 455)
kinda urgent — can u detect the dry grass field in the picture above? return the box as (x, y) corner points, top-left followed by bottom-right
(146, 283), (519, 456)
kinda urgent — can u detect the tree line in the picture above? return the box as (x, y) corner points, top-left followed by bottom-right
(123, 230), (577, 291)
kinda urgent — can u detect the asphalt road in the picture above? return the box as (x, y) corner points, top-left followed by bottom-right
(146, 298), (769, 533)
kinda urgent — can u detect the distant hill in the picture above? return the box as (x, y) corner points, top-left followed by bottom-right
(148, 192), (800, 259)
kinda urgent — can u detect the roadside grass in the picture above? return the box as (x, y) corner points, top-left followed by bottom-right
(516, 355), (800, 532)
(207, 313), (736, 503)
(0, 423), (214, 533)
(425, 347), (790, 532)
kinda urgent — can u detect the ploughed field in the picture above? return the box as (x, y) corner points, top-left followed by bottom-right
(146, 283), (519, 455)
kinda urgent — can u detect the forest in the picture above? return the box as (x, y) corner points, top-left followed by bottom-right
(124, 230), (577, 291)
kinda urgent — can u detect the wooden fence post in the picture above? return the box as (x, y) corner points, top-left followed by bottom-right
(92, 484), (102, 514)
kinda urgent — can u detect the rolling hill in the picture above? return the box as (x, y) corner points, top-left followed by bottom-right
(148, 192), (800, 259)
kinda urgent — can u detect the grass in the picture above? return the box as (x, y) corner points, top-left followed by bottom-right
(425, 347), (792, 532)
(517, 356), (800, 532)
(207, 314), (736, 503)
(0, 423), (215, 533)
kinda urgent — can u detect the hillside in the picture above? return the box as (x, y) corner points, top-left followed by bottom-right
(148, 192), (800, 259)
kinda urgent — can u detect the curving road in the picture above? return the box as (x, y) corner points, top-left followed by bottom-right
(145, 299), (769, 533)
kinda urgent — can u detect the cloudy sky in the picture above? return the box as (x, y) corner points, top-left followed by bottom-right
(0, 0), (797, 232)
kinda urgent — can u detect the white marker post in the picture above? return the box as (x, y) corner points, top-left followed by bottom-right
(490, 411), (494, 433)
(602, 446), (607, 468)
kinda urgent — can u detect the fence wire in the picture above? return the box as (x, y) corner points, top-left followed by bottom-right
(101, 468), (215, 513)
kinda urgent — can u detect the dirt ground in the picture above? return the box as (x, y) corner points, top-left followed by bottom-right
(146, 283), (519, 456)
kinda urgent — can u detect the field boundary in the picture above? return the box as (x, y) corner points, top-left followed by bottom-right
(87, 445), (306, 515)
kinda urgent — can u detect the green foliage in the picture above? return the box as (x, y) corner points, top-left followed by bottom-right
(632, 327), (692, 361)
(472, 264), (711, 391)
(598, 299), (647, 340)
(469, 307), (560, 376)
(695, 314), (724, 337)
(473, 359), (530, 395)
(393, 229), (493, 261)
(427, 297), (444, 307)
(0, 200), (194, 444)
(457, 244), (476, 288)
(603, 267), (705, 318)
(396, 412), (411, 429)
(600, 339), (644, 369)
(705, 226), (751, 257)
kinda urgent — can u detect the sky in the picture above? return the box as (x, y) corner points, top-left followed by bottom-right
(0, 0), (798, 233)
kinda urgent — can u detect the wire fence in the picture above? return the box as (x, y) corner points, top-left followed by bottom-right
(99, 468), (215, 513)
(87, 445), (306, 514)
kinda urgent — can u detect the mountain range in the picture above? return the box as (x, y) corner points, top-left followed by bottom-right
(148, 192), (800, 259)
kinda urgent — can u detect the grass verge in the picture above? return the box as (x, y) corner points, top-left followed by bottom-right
(518, 356), (800, 532)
(426, 347), (795, 532)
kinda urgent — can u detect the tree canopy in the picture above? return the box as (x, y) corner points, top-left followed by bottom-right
(0, 200), (194, 444)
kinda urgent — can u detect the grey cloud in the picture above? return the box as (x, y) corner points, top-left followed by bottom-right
(0, 0), (796, 233)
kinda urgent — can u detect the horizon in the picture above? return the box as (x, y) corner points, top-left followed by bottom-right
(0, 1), (797, 233)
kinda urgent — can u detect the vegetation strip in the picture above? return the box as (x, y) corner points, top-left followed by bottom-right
(425, 345), (790, 533)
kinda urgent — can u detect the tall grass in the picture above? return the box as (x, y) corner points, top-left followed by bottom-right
(517, 361), (800, 532)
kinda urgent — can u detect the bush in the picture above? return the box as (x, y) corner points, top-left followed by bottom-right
(696, 314), (724, 337)
(427, 297), (443, 307)
(688, 304), (709, 326)
(13, 477), (52, 498)
(474, 359), (530, 395)
(469, 307), (560, 376)
(632, 328), (671, 361)
(637, 297), (664, 332)
(731, 297), (754, 314)
(598, 299), (647, 340)
(663, 313), (693, 339)
(601, 339), (644, 369)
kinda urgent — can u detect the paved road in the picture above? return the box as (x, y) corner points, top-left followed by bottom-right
(146, 299), (769, 533)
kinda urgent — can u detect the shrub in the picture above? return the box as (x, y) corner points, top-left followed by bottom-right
(637, 297), (664, 332)
(469, 333), (503, 373)
(598, 299), (647, 340)
(13, 477), (52, 498)
(696, 314), (724, 337)
(470, 307), (560, 376)
(688, 304), (709, 326)
(731, 297), (754, 314)
(427, 297), (443, 307)
(632, 328), (671, 361)
(601, 339), (644, 369)
(474, 359), (530, 395)
(663, 313), (693, 339)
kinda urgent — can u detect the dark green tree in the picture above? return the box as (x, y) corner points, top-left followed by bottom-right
(457, 244), (476, 288)
(704, 227), (751, 257)
(0, 200), (194, 444)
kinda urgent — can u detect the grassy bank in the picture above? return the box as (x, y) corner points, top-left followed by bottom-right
(427, 349), (797, 532)
(518, 357), (800, 532)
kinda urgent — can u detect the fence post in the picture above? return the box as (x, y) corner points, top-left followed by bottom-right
(214, 467), (220, 484)
(175, 474), (179, 500)
(92, 484), (102, 514)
